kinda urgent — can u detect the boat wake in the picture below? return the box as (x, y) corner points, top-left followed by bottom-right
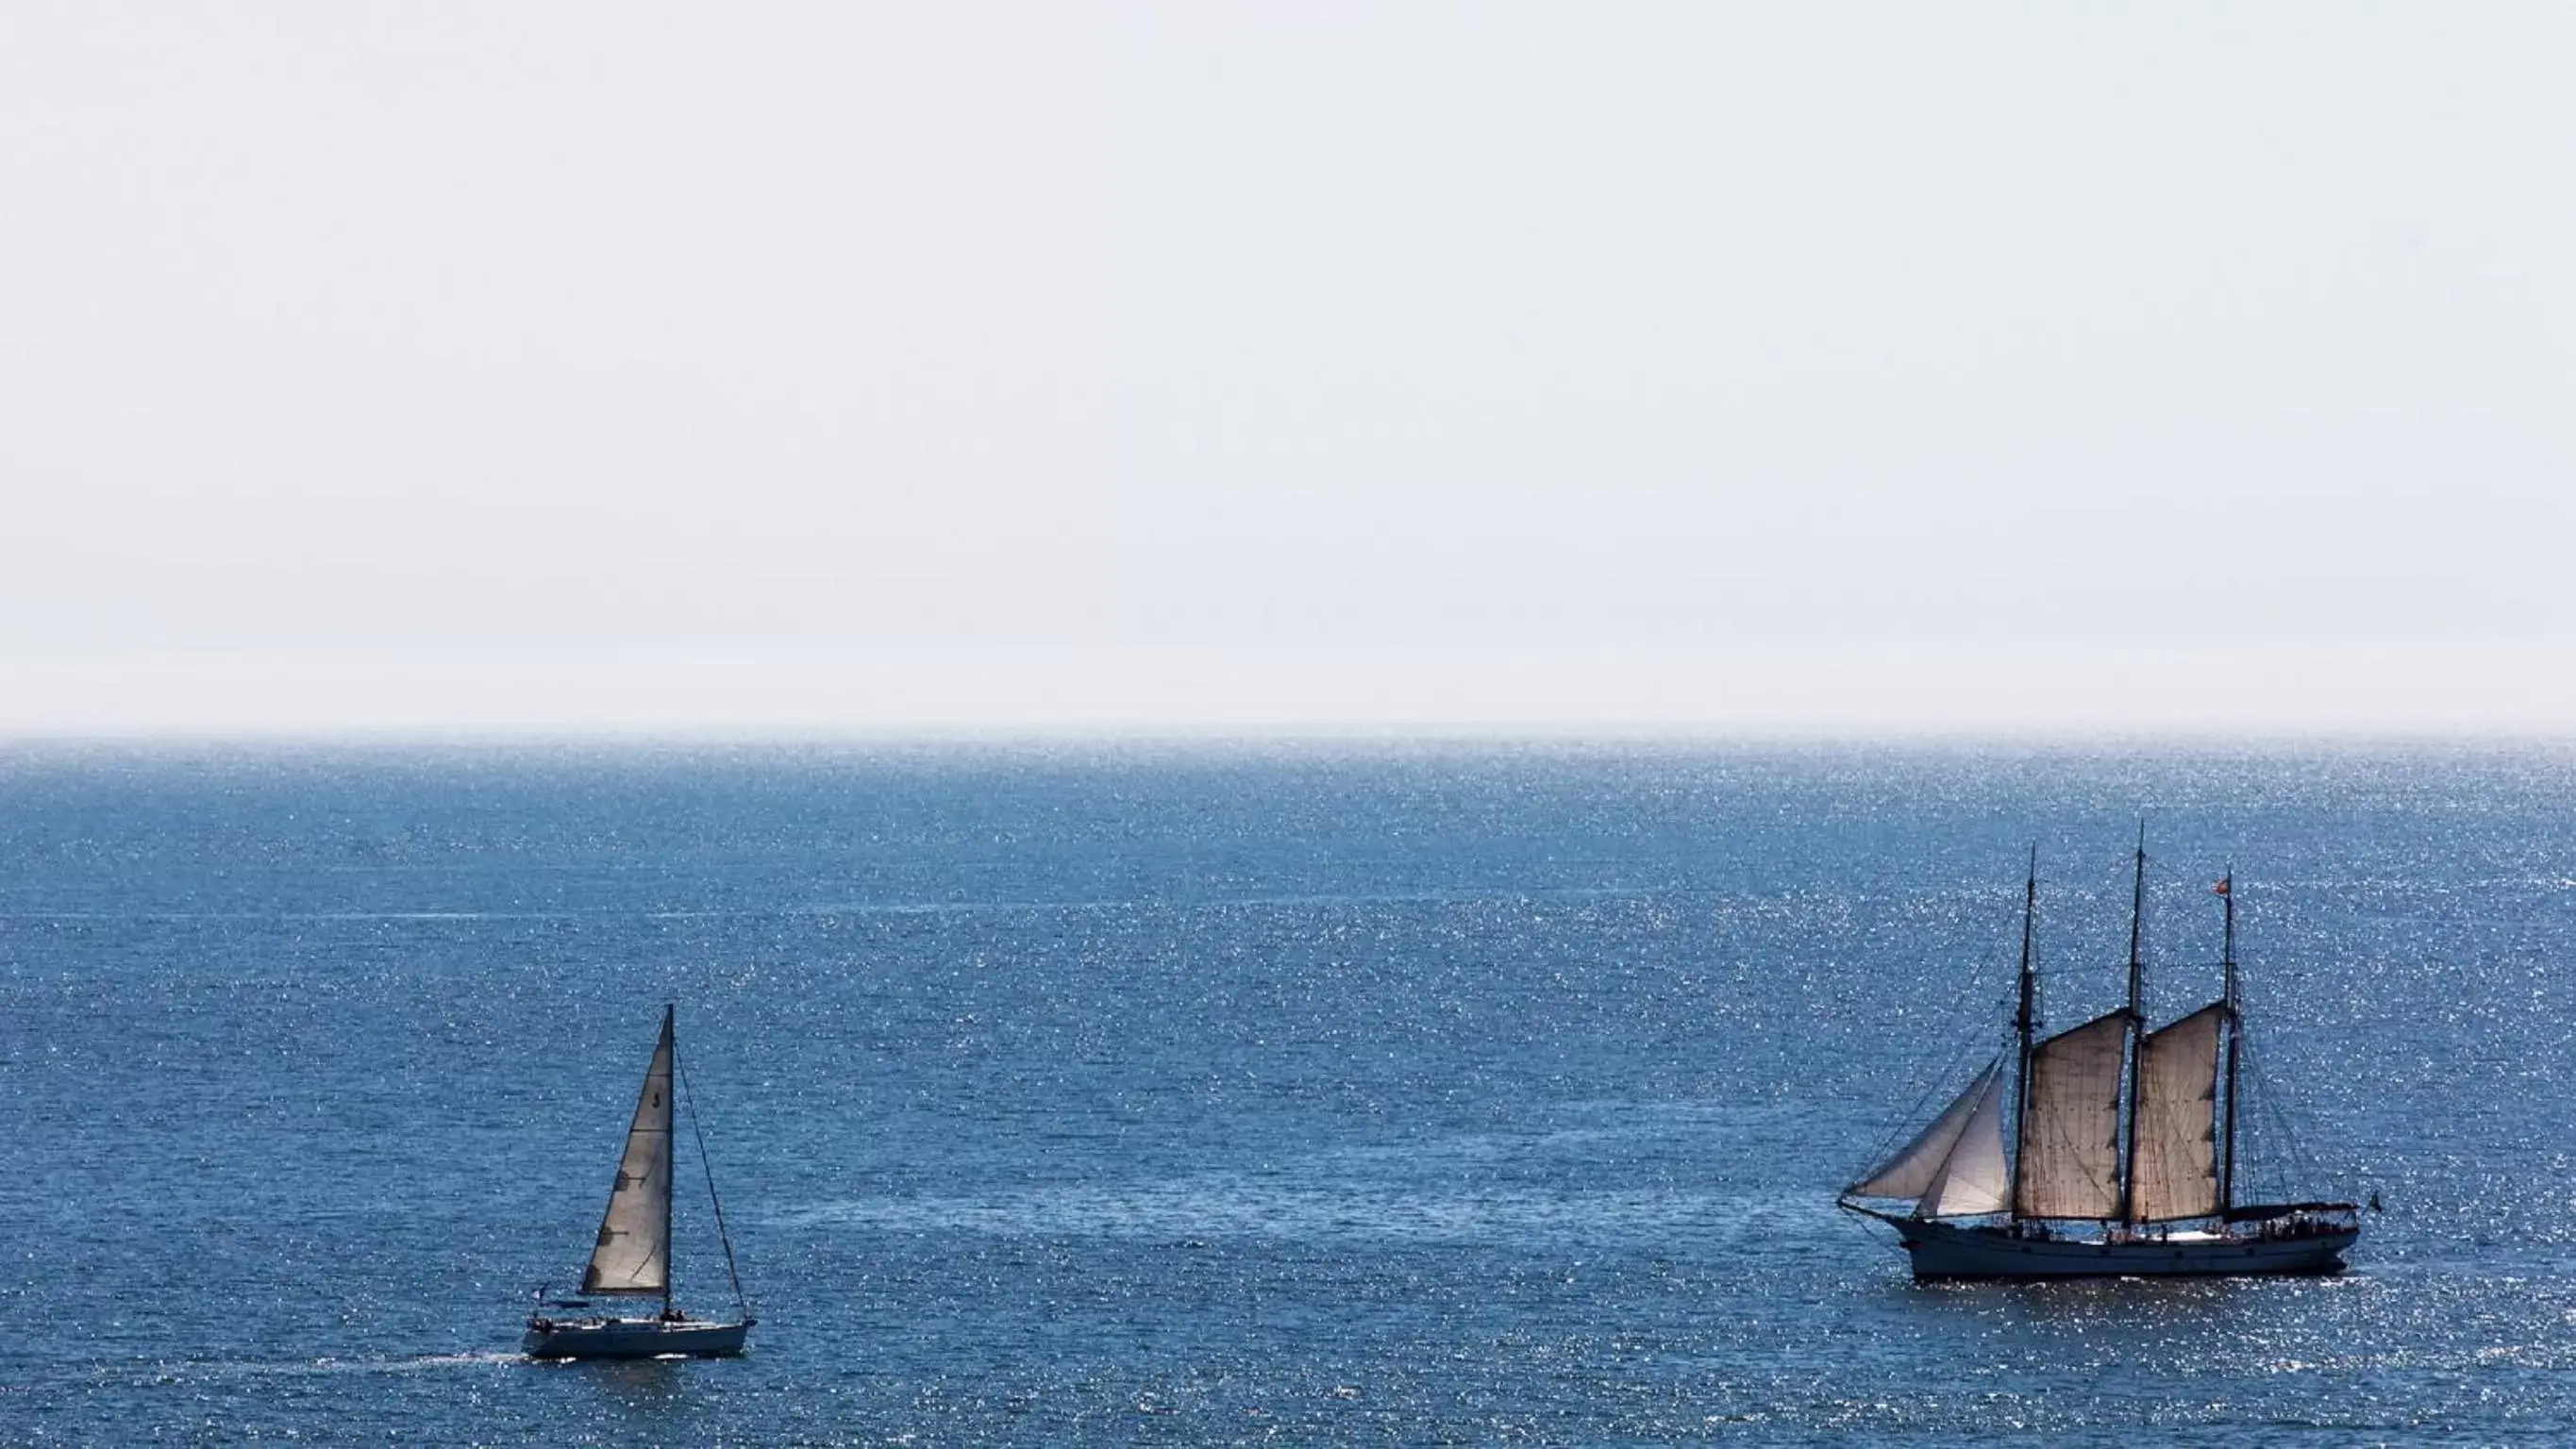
(92, 1351), (524, 1386)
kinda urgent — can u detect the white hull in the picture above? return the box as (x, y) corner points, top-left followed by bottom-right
(1888, 1216), (2355, 1279)
(524, 1315), (753, 1360)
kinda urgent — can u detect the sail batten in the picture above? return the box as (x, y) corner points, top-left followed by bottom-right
(2015, 1010), (2128, 1219)
(1848, 1060), (2001, 1202)
(2129, 1001), (2226, 1222)
(580, 1008), (676, 1297)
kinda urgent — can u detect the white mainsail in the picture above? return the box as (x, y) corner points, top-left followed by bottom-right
(1915, 1064), (2009, 1217)
(1848, 1059), (2002, 1202)
(581, 1008), (675, 1296)
(2016, 1010), (2127, 1220)
(2129, 1001), (2225, 1222)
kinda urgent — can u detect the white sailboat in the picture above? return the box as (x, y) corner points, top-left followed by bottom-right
(524, 1005), (757, 1358)
(1839, 841), (2361, 1279)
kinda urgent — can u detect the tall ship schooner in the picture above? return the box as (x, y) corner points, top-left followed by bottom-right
(524, 1005), (757, 1358)
(1839, 841), (2361, 1278)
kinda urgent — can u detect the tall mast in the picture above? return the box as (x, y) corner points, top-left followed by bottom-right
(661, 1002), (677, 1321)
(2008, 846), (2039, 1222)
(2116, 825), (2147, 1224)
(2218, 869), (2240, 1215)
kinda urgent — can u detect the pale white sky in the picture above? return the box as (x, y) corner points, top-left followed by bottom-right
(4, 4), (2571, 735)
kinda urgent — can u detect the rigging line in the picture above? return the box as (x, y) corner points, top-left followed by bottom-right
(2267, 1055), (2325, 1193)
(2235, 1023), (2322, 1200)
(2234, 958), (2328, 1194)
(1846, 982), (2007, 1185)
(1835, 1204), (1895, 1253)
(1852, 864), (2068, 1195)
(2245, 1036), (2293, 1199)
(1848, 881), (2035, 1177)
(1857, 1026), (1992, 1170)
(675, 1049), (752, 1318)
(2226, 972), (2270, 1199)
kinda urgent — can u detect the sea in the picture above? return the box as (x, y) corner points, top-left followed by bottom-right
(3, 741), (2572, 1444)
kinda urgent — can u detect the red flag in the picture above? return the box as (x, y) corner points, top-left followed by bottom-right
(2212, 879), (2230, 896)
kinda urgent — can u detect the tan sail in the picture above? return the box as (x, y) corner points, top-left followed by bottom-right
(2015, 1010), (2127, 1219)
(581, 1007), (675, 1296)
(1915, 1064), (2010, 1218)
(2129, 1002), (2225, 1222)
(1848, 1059), (2001, 1202)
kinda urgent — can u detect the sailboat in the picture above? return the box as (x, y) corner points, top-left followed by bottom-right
(1838, 841), (2361, 1279)
(523, 1005), (757, 1358)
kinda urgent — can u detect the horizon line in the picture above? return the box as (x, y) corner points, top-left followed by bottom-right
(8, 643), (2576, 742)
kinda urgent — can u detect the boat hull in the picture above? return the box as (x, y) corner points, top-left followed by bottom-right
(523, 1316), (753, 1360)
(1891, 1217), (2355, 1280)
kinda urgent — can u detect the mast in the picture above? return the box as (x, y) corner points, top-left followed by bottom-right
(661, 1002), (677, 1321)
(2009, 847), (2038, 1221)
(2218, 870), (2240, 1215)
(2116, 825), (2147, 1224)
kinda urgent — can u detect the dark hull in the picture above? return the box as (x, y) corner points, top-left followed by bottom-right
(523, 1316), (752, 1359)
(1892, 1215), (2356, 1280)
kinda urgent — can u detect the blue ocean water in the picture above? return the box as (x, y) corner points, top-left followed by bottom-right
(3, 741), (2572, 1444)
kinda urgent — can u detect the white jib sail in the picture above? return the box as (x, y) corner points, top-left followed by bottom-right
(1848, 1058), (2002, 1202)
(582, 1008), (676, 1296)
(1914, 1062), (2009, 1218)
(2129, 1001), (2225, 1222)
(2016, 1010), (2128, 1220)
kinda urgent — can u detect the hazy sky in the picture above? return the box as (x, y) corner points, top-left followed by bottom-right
(5, 4), (2571, 734)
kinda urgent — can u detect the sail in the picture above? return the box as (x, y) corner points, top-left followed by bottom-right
(1915, 1062), (2010, 1217)
(2016, 1009), (2127, 1219)
(2129, 1001), (2225, 1221)
(581, 1008), (675, 1296)
(1847, 1059), (2001, 1202)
